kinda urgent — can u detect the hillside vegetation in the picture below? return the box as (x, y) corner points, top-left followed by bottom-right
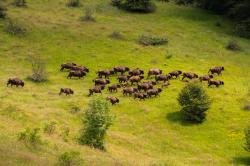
(0, 0), (250, 165)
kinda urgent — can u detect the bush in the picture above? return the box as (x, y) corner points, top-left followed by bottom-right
(235, 19), (250, 39)
(0, 5), (7, 19)
(138, 34), (168, 46)
(13, 0), (27, 7)
(58, 151), (81, 166)
(43, 121), (56, 135)
(81, 7), (96, 22)
(245, 125), (250, 152)
(67, 0), (80, 7)
(79, 96), (113, 150)
(60, 127), (70, 142)
(112, 0), (156, 13)
(178, 83), (211, 123)
(18, 128), (42, 147)
(4, 20), (26, 36)
(226, 40), (241, 51)
(27, 55), (47, 82)
(108, 31), (124, 40)
(111, 0), (123, 7)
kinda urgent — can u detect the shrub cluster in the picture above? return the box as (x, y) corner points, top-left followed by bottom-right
(13, 0), (27, 7)
(245, 125), (250, 152)
(4, 20), (27, 36)
(43, 121), (56, 135)
(27, 55), (47, 82)
(138, 34), (168, 46)
(81, 7), (96, 22)
(79, 96), (113, 150)
(108, 31), (124, 40)
(178, 83), (211, 123)
(58, 151), (81, 166)
(0, 5), (7, 19)
(226, 40), (241, 51)
(111, 0), (156, 13)
(67, 0), (80, 7)
(18, 128), (42, 147)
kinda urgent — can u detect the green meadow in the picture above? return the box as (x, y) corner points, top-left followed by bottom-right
(0, 0), (249, 165)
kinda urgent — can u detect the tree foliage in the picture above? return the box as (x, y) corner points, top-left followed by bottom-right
(245, 125), (250, 152)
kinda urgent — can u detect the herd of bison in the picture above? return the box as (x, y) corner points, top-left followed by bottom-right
(7, 63), (225, 105)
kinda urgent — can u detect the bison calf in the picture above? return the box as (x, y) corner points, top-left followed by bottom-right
(106, 96), (119, 105)
(88, 85), (105, 96)
(7, 78), (24, 87)
(208, 80), (224, 87)
(59, 88), (74, 95)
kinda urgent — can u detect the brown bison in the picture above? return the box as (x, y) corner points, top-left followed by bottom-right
(113, 66), (130, 75)
(7, 78), (24, 87)
(134, 92), (148, 100)
(117, 75), (130, 83)
(147, 88), (162, 97)
(106, 96), (119, 105)
(93, 78), (110, 86)
(182, 72), (198, 80)
(123, 87), (138, 96)
(143, 81), (157, 86)
(199, 74), (213, 82)
(108, 84), (121, 92)
(59, 88), (74, 95)
(60, 63), (77, 71)
(138, 82), (153, 92)
(169, 70), (182, 79)
(67, 70), (86, 79)
(71, 66), (89, 73)
(209, 66), (224, 75)
(129, 76), (144, 85)
(155, 74), (171, 83)
(88, 85), (105, 96)
(129, 68), (144, 76)
(208, 80), (224, 87)
(147, 69), (163, 78)
(97, 69), (114, 78)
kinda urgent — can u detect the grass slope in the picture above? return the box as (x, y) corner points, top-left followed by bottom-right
(0, 0), (250, 165)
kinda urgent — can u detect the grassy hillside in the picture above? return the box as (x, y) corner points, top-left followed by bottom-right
(0, 0), (250, 165)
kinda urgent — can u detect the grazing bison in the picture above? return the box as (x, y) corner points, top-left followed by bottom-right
(147, 88), (162, 97)
(71, 66), (89, 73)
(93, 78), (110, 86)
(7, 78), (24, 87)
(138, 82), (153, 92)
(199, 74), (213, 82)
(182, 72), (198, 80)
(209, 66), (224, 75)
(88, 85), (105, 96)
(134, 92), (148, 100)
(60, 63), (77, 71)
(129, 76), (144, 85)
(59, 88), (74, 95)
(123, 87), (138, 96)
(129, 68), (144, 76)
(113, 66), (130, 75)
(208, 80), (224, 87)
(117, 75), (130, 83)
(169, 70), (182, 79)
(143, 81), (157, 86)
(155, 74), (171, 83)
(147, 69), (162, 78)
(106, 96), (119, 105)
(97, 69), (114, 78)
(67, 70), (86, 79)
(108, 84), (121, 92)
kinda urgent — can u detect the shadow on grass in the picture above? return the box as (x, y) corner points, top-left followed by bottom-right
(232, 156), (250, 166)
(166, 111), (201, 126)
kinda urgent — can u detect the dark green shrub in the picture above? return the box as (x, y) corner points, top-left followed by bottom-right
(111, 0), (123, 7)
(67, 0), (80, 7)
(58, 151), (81, 166)
(175, 0), (194, 5)
(43, 121), (56, 135)
(0, 5), (7, 19)
(109, 31), (124, 40)
(112, 0), (156, 13)
(13, 0), (27, 7)
(18, 128), (42, 147)
(60, 127), (70, 142)
(79, 96), (113, 150)
(70, 105), (81, 113)
(4, 20), (26, 36)
(245, 125), (250, 152)
(178, 83), (211, 123)
(27, 55), (47, 82)
(138, 34), (168, 46)
(81, 7), (96, 22)
(226, 40), (241, 51)
(235, 19), (250, 39)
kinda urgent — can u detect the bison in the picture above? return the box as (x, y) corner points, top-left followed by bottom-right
(106, 96), (119, 105)
(123, 87), (138, 96)
(155, 74), (171, 83)
(108, 84), (121, 93)
(209, 66), (224, 75)
(134, 92), (148, 100)
(7, 78), (24, 87)
(208, 80), (224, 87)
(138, 82), (153, 92)
(147, 88), (162, 98)
(169, 70), (182, 79)
(88, 85), (105, 96)
(93, 78), (110, 86)
(117, 75), (130, 83)
(113, 66), (130, 75)
(97, 69), (114, 78)
(147, 69), (162, 78)
(199, 74), (213, 82)
(67, 70), (86, 79)
(71, 66), (89, 73)
(129, 76), (144, 85)
(182, 72), (198, 80)
(60, 63), (77, 71)
(129, 68), (144, 76)
(59, 88), (74, 95)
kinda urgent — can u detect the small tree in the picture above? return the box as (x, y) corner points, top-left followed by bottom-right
(67, 0), (80, 7)
(27, 55), (47, 82)
(112, 0), (156, 13)
(245, 125), (250, 152)
(79, 96), (113, 150)
(58, 151), (81, 166)
(178, 83), (211, 123)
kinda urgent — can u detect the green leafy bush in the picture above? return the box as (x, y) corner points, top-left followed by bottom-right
(138, 34), (168, 46)
(79, 96), (113, 150)
(108, 31), (124, 40)
(245, 125), (250, 152)
(235, 19), (250, 39)
(58, 151), (81, 166)
(43, 121), (56, 135)
(13, 0), (27, 7)
(178, 83), (211, 123)
(18, 128), (42, 147)
(4, 20), (26, 36)
(226, 40), (241, 51)
(81, 7), (96, 22)
(112, 0), (156, 13)
(67, 0), (80, 7)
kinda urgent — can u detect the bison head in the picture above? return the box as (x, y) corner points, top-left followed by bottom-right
(157, 88), (162, 93)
